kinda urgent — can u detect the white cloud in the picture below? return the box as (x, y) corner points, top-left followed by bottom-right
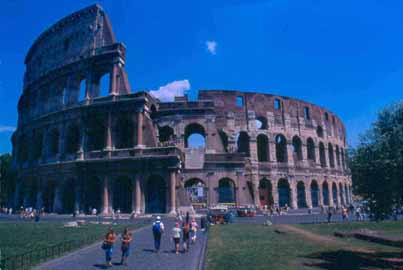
(0, 125), (16, 133)
(149, 80), (191, 102)
(206, 40), (217, 55)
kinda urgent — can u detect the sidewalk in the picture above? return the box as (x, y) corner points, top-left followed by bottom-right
(34, 219), (207, 270)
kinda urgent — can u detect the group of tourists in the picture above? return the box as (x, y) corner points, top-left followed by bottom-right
(101, 213), (200, 267)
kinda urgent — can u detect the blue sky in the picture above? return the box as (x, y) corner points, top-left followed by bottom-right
(0, 0), (402, 154)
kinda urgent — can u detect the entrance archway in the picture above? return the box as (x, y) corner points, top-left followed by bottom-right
(311, 181), (319, 207)
(218, 178), (236, 204)
(277, 179), (290, 207)
(61, 179), (75, 214)
(323, 182), (330, 206)
(82, 176), (102, 214)
(145, 175), (167, 213)
(185, 178), (207, 205)
(42, 181), (55, 213)
(259, 178), (273, 208)
(113, 176), (133, 213)
(297, 181), (307, 208)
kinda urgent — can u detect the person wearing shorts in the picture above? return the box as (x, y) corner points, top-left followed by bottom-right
(120, 227), (132, 265)
(171, 222), (181, 254)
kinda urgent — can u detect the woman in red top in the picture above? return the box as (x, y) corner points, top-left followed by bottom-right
(104, 228), (116, 267)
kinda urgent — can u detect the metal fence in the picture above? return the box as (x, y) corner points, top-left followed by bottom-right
(0, 234), (100, 270)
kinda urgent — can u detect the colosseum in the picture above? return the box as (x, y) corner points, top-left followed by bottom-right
(12, 4), (352, 215)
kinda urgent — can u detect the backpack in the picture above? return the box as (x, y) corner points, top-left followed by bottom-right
(153, 222), (162, 235)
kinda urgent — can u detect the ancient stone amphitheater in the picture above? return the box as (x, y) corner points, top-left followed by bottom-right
(12, 4), (352, 214)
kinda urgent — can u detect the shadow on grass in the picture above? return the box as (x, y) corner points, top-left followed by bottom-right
(304, 250), (403, 270)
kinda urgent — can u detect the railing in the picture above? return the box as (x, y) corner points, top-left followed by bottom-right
(0, 234), (100, 270)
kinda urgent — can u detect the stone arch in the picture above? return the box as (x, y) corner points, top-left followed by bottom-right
(42, 180), (56, 213)
(184, 123), (206, 148)
(87, 114), (107, 151)
(311, 180), (319, 207)
(332, 182), (338, 205)
(292, 136), (303, 161)
(335, 145), (340, 167)
(113, 176), (133, 213)
(145, 175), (167, 213)
(218, 178), (236, 204)
(98, 73), (110, 97)
(322, 181), (329, 206)
(65, 124), (80, 154)
(115, 112), (135, 149)
(277, 178), (290, 207)
(307, 137), (315, 161)
(237, 131), (250, 156)
(319, 142), (326, 168)
(159, 125), (175, 144)
(328, 143), (335, 168)
(82, 176), (102, 214)
(185, 178), (207, 204)
(48, 128), (60, 156)
(255, 116), (268, 129)
(316, 126), (324, 138)
(257, 134), (269, 162)
(61, 178), (75, 214)
(297, 181), (307, 208)
(259, 178), (273, 207)
(275, 134), (288, 163)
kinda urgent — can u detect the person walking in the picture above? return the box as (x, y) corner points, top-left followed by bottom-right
(182, 220), (191, 252)
(191, 217), (198, 244)
(152, 216), (165, 253)
(103, 228), (116, 267)
(171, 222), (182, 254)
(327, 208), (332, 223)
(120, 227), (132, 266)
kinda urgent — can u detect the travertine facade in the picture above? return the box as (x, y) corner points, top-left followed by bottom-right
(12, 5), (352, 214)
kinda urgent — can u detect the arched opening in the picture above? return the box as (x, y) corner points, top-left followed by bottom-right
(292, 136), (303, 161)
(113, 176), (133, 213)
(319, 142), (326, 168)
(304, 107), (310, 120)
(237, 131), (250, 156)
(341, 148), (345, 169)
(274, 99), (281, 110)
(185, 123), (206, 148)
(277, 179), (290, 207)
(99, 73), (110, 97)
(42, 181), (56, 213)
(145, 175), (167, 213)
(328, 143), (335, 168)
(65, 124), (80, 154)
(48, 128), (60, 156)
(32, 129), (43, 160)
(311, 181), (319, 207)
(332, 183), (338, 205)
(316, 126), (324, 138)
(344, 184), (349, 204)
(307, 138), (315, 161)
(159, 125), (175, 144)
(115, 113), (134, 149)
(259, 178), (273, 208)
(185, 178), (207, 205)
(297, 181), (307, 208)
(335, 146), (340, 167)
(322, 182), (329, 206)
(275, 134), (288, 163)
(78, 79), (86, 101)
(255, 116), (268, 129)
(218, 130), (229, 152)
(87, 114), (106, 151)
(18, 135), (29, 163)
(339, 183), (345, 205)
(257, 134), (269, 162)
(82, 176), (102, 214)
(61, 179), (75, 214)
(218, 178), (236, 204)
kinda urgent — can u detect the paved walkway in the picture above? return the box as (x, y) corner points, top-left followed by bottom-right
(35, 219), (207, 270)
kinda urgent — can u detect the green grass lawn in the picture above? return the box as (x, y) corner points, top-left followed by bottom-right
(206, 223), (403, 270)
(0, 222), (145, 259)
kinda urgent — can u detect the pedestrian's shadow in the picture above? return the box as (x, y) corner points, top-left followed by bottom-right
(93, 264), (108, 269)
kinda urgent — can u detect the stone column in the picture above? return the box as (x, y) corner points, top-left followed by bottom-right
(134, 174), (142, 214)
(109, 64), (118, 95)
(336, 184), (341, 207)
(58, 124), (64, 160)
(74, 183), (81, 213)
(85, 73), (92, 100)
(106, 112), (112, 150)
(290, 181), (298, 209)
(301, 142), (308, 167)
(272, 180), (279, 206)
(251, 174), (260, 208)
(318, 181), (324, 207)
(328, 183), (334, 207)
(286, 141), (295, 166)
(137, 111), (144, 147)
(169, 170), (177, 215)
(314, 142), (321, 168)
(102, 176), (110, 215)
(53, 184), (63, 214)
(305, 183), (312, 208)
(324, 146), (330, 168)
(78, 124), (86, 160)
(269, 140), (276, 162)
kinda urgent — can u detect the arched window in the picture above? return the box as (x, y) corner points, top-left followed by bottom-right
(319, 142), (326, 168)
(115, 113), (134, 149)
(292, 136), (303, 161)
(275, 134), (287, 163)
(274, 99), (281, 110)
(277, 179), (290, 207)
(316, 126), (324, 138)
(99, 73), (110, 97)
(341, 148), (345, 169)
(307, 138), (315, 161)
(304, 107), (310, 120)
(159, 126), (175, 144)
(324, 112), (329, 121)
(32, 129), (43, 160)
(332, 182), (337, 205)
(78, 79), (86, 101)
(48, 128), (60, 156)
(257, 134), (269, 162)
(218, 130), (229, 152)
(255, 116), (268, 129)
(339, 183), (345, 205)
(87, 114), (106, 151)
(297, 181), (307, 208)
(311, 180), (319, 207)
(185, 123), (206, 148)
(322, 181), (329, 206)
(65, 124), (80, 154)
(237, 131), (250, 156)
(218, 178), (236, 203)
(335, 145), (340, 166)
(259, 178), (273, 207)
(328, 143), (335, 168)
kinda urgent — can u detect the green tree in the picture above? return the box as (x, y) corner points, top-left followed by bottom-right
(0, 153), (17, 207)
(350, 101), (403, 220)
